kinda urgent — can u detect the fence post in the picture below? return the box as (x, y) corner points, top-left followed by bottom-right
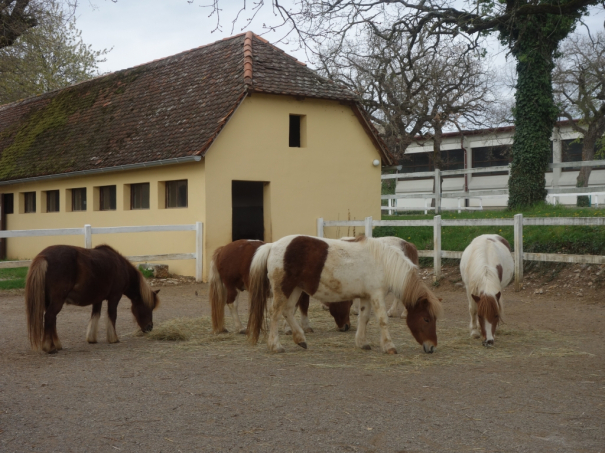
(433, 215), (441, 281)
(434, 168), (442, 214)
(365, 216), (373, 238)
(514, 213), (523, 291)
(317, 218), (324, 238)
(84, 224), (92, 249)
(195, 222), (203, 282)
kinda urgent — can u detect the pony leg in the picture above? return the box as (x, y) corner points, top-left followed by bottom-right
(226, 291), (246, 334)
(86, 302), (103, 343)
(355, 298), (372, 350)
(297, 293), (313, 333)
(281, 288), (307, 348)
(282, 305), (296, 335)
(42, 306), (61, 354)
(387, 298), (403, 318)
(468, 293), (480, 339)
(106, 298), (120, 344)
(350, 298), (360, 315)
(268, 293), (288, 353)
(370, 296), (397, 354)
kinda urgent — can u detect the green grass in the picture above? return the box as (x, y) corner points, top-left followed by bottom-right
(138, 265), (155, 279)
(0, 266), (28, 290)
(376, 204), (605, 259)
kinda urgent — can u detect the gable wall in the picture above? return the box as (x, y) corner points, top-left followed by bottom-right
(1, 162), (206, 276)
(204, 94), (381, 277)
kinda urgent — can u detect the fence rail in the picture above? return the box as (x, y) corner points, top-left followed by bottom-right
(383, 160), (605, 213)
(0, 222), (204, 281)
(317, 214), (605, 290)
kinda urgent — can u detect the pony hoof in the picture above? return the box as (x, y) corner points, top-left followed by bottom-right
(274, 347), (286, 353)
(87, 340), (97, 344)
(220, 328), (229, 334)
(361, 344), (371, 351)
(303, 327), (314, 333)
(238, 329), (248, 335)
(483, 340), (494, 347)
(284, 330), (293, 335)
(298, 342), (308, 349)
(386, 348), (398, 355)
(471, 332), (480, 339)
(47, 349), (58, 354)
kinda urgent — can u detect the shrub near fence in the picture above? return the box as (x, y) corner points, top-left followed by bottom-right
(317, 215), (605, 291)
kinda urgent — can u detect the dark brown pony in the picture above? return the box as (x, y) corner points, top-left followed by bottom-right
(25, 244), (160, 354)
(209, 240), (351, 334)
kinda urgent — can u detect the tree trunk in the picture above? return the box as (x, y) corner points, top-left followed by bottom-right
(576, 119), (605, 206)
(508, 39), (558, 208)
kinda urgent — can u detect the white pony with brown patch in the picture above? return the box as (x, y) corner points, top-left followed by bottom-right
(460, 234), (514, 347)
(247, 235), (442, 354)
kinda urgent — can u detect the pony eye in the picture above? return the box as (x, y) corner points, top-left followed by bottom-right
(423, 318), (430, 323)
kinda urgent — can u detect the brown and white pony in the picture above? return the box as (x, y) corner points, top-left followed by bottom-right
(247, 235), (443, 354)
(346, 236), (420, 318)
(209, 240), (352, 335)
(25, 244), (160, 354)
(460, 234), (513, 347)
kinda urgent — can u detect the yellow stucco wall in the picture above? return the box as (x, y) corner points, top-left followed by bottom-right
(1, 162), (205, 276)
(1, 94), (382, 281)
(204, 94), (382, 276)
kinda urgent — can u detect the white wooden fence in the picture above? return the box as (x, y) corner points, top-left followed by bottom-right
(0, 222), (204, 281)
(317, 215), (605, 291)
(382, 160), (605, 213)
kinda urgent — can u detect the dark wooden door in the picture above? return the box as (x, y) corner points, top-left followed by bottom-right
(232, 181), (264, 242)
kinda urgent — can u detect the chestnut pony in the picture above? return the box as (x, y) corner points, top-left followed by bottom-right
(247, 235), (442, 354)
(460, 234), (513, 347)
(25, 244), (160, 354)
(209, 240), (351, 334)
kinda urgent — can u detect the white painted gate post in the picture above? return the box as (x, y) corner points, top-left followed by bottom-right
(317, 218), (324, 238)
(364, 216), (373, 238)
(84, 224), (92, 249)
(195, 222), (203, 282)
(433, 215), (441, 281)
(514, 214), (523, 291)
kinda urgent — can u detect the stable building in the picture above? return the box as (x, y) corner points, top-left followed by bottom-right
(0, 32), (391, 280)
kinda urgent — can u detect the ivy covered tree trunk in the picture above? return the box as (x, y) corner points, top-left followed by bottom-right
(507, 32), (559, 208)
(505, 11), (579, 209)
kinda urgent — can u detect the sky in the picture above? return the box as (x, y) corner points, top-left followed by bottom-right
(76, 1), (605, 76)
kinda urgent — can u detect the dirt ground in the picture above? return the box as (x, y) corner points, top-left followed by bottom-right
(0, 264), (604, 452)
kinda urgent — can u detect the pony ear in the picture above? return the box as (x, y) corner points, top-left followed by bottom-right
(495, 292), (501, 301)
(471, 294), (480, 303)
(154, 289), (160, 295)
(438, 298), (443, 302)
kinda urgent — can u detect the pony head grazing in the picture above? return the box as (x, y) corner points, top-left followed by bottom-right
(472, 292), (501, 347)
(405, 291), (443, 353)
(130, 271), (160, 333)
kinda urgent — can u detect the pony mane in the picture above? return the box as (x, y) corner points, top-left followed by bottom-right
(138, 271), (158, 309)
(363, 238), (442, 319)
(465, 239), (503, 297)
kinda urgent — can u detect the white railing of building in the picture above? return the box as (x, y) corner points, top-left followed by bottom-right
(382, 160), (605, 213)
(0, 222), (204, 281)
(316, 215), (605, 291)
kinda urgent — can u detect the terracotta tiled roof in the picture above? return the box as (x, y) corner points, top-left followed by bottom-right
(0, 32), (388, 183)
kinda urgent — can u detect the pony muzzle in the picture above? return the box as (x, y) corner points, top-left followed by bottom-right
(423, 342), (435, 354)
(339, 324), (350, 332)
(143, 322), (153, 333)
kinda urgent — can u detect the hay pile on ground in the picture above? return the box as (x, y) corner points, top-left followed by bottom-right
(135, 301), (589, 372)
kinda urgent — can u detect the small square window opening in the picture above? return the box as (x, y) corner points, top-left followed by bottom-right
(99, 185), (117, 211)
(72, 188), (87, 211)
(2, 193), (14, 214)
(24, 192), (36, 213)
(131, 183), (150, 210)
(289, 115), (301, 147)
(166, 180), (188, 208)
(46, 190), (60, 212)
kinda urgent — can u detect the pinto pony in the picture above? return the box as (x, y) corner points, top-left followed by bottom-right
(209, 240), (352, 334)
(347, 236), (420, 318)
(247, 235), (442, 354)
(460, 234), (513, 347)
(25, 244), (160, 353)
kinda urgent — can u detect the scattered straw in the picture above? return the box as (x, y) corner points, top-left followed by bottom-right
(136, 303), (590, 372)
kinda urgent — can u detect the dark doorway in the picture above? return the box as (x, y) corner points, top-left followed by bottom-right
(0, 194), (8, 259)
(232, 181), (264, 241)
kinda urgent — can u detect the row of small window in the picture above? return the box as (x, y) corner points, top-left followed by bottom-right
(2, 180), (188, 214)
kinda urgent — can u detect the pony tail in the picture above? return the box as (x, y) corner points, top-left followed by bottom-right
(25, 256), (48, 351)
(247, 243), (272, 345)
(209, 255), (227, 334)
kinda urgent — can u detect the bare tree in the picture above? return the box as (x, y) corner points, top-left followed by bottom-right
(316, 27), (496, 169)
(553, 32), (605, 206)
